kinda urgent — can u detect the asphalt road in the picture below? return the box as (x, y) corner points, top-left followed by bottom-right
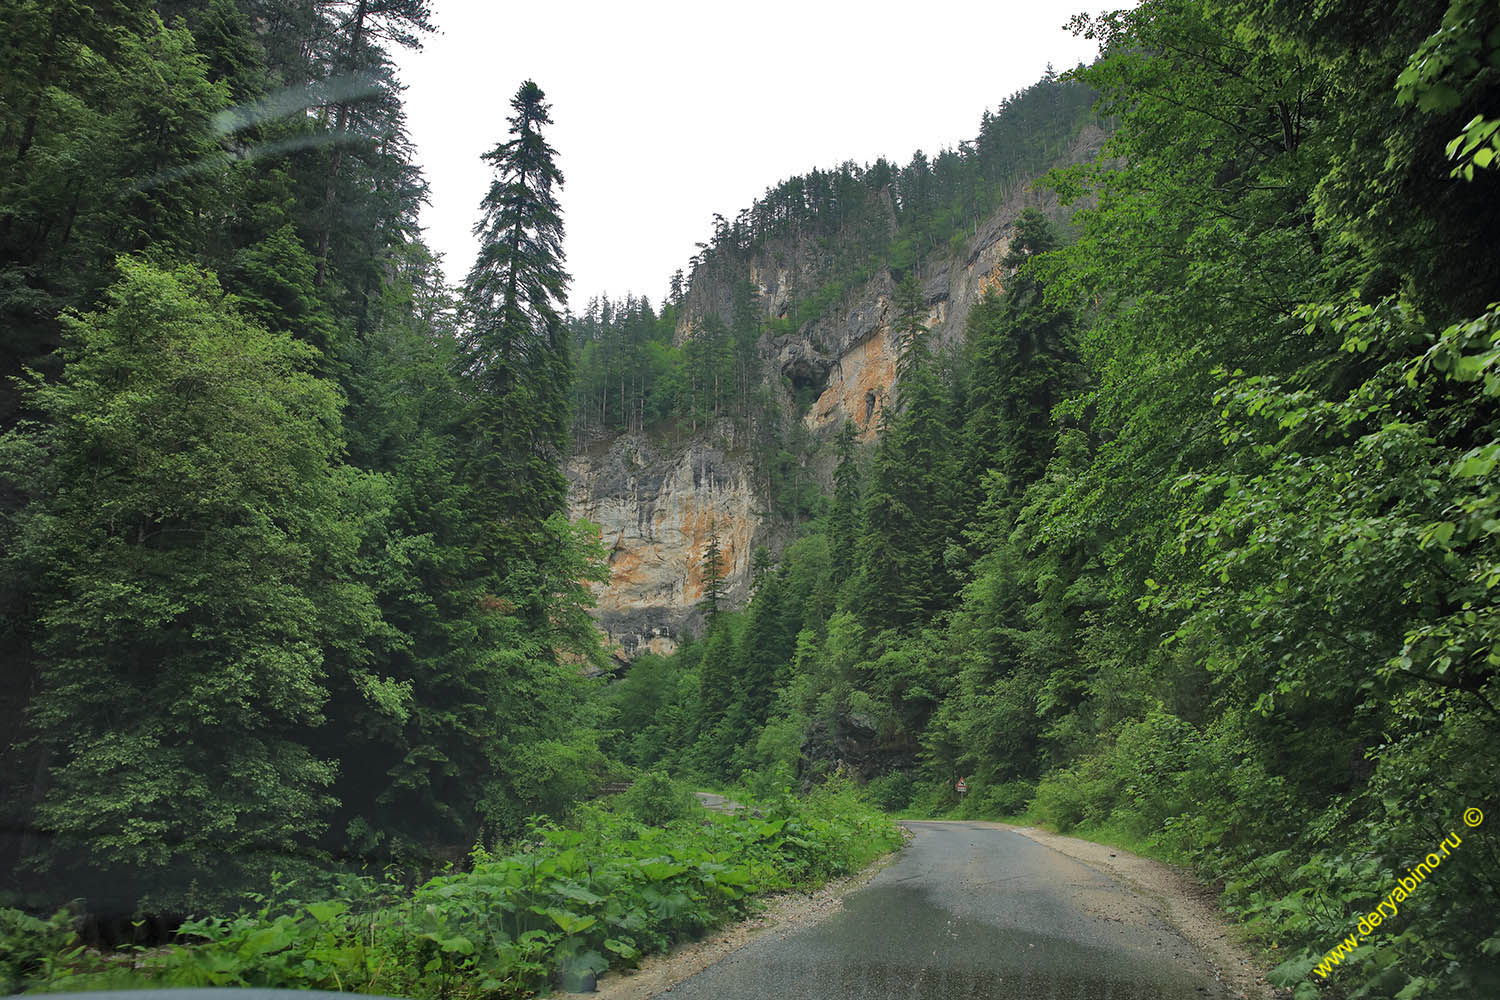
(662, 820), (1232, 1000)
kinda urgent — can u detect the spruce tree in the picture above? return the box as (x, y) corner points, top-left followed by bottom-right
(829, 421), (862, 582)
(858, 279), (959, 628)
(750, 545), (774, 594)
(460, 80), (572, 610)
(691, 617), (741, 774)
(892, 273), (930, 380)
(961, 209), (1078, 504)
(310, 0), (435, 288)
(443, 81), (603, 839)
(699, 519), (726, 621)
(732, 569), (796, 736)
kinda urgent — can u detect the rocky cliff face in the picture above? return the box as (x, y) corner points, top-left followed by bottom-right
(568, 126), (1107, 654)
(790, 201), (1019, 441)
(567, 428), (757, 659)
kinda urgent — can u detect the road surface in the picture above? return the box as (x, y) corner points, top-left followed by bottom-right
(693, 791), (742, 814)
(661, 820), (1234, 999)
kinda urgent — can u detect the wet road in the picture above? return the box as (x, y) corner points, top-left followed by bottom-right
(664, 821), (1231, 1000)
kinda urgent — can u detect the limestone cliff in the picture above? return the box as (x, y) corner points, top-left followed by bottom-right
(790, 201), (1021, 441)
(567, 428), (756, 658)
(568, 124), (1108, 655)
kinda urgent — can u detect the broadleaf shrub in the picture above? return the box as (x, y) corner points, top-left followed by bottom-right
(617, 771), (697, 826)
(8, 783), (900, 999)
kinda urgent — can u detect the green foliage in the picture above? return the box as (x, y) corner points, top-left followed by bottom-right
(5, 5), (1500, 999)
(0, 9), (607, 913)
(10, 788), (899, 999)
(2, 258), (374, 909)
(618, 772), (697, 827)
(858, 292), (962, 628)
(575, 73), (1097, 450)
(960, 210), (1081, 504)
(460, 80), (573, 580)
(0, 907), (77, 994)
(862, 772), (915, 812)
(606, 7), (1500, 999)
(954, 780), (1033, 820)
(699, 519), (726, 621)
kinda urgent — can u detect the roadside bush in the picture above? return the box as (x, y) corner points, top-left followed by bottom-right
(1030, 754), (1117, 832)
(1030, 712), (1210, 836)
(739, 762), (798, 805)
(905, 781), (950, 817)
(13, 786), (902, 999)
(956, 779), (1033, 819)
(863, 771), (914, 811)
(618, 771), (697, 826)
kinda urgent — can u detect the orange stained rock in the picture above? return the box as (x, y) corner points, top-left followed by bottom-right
(807, 325), (898, 440)
(598, 532), (648, 611)
(978, 262), (1006, 299)
(683, 502), (742, 602)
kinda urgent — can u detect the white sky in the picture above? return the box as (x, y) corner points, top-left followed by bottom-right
(394, 1), (1106, 307)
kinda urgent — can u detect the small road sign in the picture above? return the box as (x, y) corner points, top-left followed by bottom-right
(955, 779), (968, 794)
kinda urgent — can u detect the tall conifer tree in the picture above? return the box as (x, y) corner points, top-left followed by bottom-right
(959, 209), (1080, 527)
(829, 421), (862, 582)
(699, 519), (726, 622)
(438, 81), (603, 840)
(859, 277), (959, 627)
(460, 80), (572, 609)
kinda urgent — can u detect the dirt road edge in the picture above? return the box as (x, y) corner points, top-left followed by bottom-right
(567, 835), (910, 1000)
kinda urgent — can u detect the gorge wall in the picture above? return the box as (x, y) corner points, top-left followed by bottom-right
(567, 430), (756, 659)
(567, 124), (1108, 656)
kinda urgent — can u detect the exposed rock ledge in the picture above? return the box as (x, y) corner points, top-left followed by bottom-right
(567, 429), (757, 658)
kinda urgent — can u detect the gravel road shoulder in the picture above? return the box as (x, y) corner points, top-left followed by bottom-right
(995, 822), (1280, 1000)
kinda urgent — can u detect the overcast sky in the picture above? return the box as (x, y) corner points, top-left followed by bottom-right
(394, 1), (1106, 308)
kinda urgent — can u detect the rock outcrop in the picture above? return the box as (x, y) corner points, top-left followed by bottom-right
(791, 196), (1039, 438)
(567, 429), (757, 658)
(569, 126), (1108, 655)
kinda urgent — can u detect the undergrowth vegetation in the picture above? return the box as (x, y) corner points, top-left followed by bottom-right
(2, 780), (898, 998)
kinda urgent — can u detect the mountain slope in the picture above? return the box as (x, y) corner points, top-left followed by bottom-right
(567, 79), (1104, 655)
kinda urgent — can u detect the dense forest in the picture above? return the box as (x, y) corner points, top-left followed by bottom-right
(0, 0), (607, 915)
(2, 0), (1499, 998)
